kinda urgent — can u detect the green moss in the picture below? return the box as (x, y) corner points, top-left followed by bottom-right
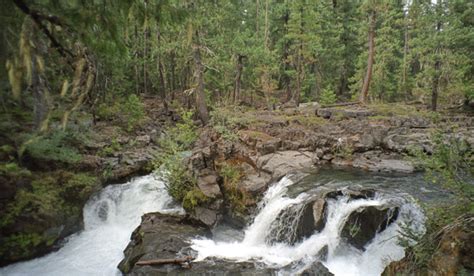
(286, 114), (327, 127)
(0, 233), (44, 260)
(0, 162), (31, 178)
(63, 173), (99, 202)
(1, 176), (63, 228)
(1, 171), (98, 228)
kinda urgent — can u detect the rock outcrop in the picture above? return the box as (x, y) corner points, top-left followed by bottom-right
(118, 212), (211, 274)
(341, 205), (399, 250)
(383, 215), (474, 276)
(267, 188), (399, 250)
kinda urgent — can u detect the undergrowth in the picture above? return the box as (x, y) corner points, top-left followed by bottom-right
(398, 130), (474, 273)
(154, 110), (206, 209)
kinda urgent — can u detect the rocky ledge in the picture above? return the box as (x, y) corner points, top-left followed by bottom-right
(118, 212), (333, 276)
(181, 106), (473, 228)
(118, 187), (400, 275)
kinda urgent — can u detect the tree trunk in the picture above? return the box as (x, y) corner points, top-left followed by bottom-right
(360, 10), (376, 104)
(402, 18), (410, 101)
(156, 28), (167, 99)
(431, 59), (440, 111)
(134, 24), (140, 94)
(233, 54), (244, 104)
(193, 32), (209, 124)
(292, 5), (304, 106)
(431, 0), (442, 112)
(143, 0), (149, 95)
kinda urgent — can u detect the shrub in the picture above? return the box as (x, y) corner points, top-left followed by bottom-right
(22, 130), (82, 164)
(98, 138), (122, 157)
(122, 94), (145, 132)
(399, 131), (474, 272)
(210, 109), (239, 141)
(320, 86), (337, 105)
(183, 187), (210, 211)
(158, 154), (196, 202)
(96, 94), (146, 132)
(219, 162), (250, 213)
(155, 110), (199, 204)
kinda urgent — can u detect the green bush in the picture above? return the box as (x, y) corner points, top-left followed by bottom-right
(209, 109), (239, 141)
(155, 110), (199, 204)
(410, 131), (474, 202)
(96, 94), (146, 132)
(158, 154), (196, 202)
(219, 162), (250, 213)
(122, 94), (145, 132)
(22, 131), (82, 164)
(98, 138), (122, 157)
(320, 86), (337, 105)
(163, 111), (198, 151)
(183, 187), (210, 211)
(399, 131), (474, 272)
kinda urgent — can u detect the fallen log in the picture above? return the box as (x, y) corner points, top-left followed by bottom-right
(320, 101), (360, 108)
(135, 256), (194, 266)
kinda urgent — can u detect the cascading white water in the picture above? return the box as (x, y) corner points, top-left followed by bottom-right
(191, 176), (425, 276)
(1, 174), (183, 276)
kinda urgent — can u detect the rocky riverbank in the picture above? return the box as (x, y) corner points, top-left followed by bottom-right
(119, 103), (473, 275)
(181, 104), (473, 228)
(0, 97), (176, 266)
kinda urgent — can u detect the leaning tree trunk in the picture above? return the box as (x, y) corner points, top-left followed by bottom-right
(360, 10), (376, 104)
(192, 33), (209, 124)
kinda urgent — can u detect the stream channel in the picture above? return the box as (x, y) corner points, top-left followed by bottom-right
(1, 167), (446, 276)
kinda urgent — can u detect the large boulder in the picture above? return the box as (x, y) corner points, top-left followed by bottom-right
(351, 151), (415, 173)
(196, 170), (222, 198)
(267, 187), (397, 251)
(118, 212), (211, 274)
(341, 205), (399, 250)
(257, 151), (314, 180)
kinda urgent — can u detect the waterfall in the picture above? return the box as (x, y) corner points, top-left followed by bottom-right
(191, 176), (425, 276)
(1, 174), (183, 276)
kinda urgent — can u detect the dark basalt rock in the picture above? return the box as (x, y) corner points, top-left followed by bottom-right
(118, 212), (211, 275)
(341, 206), (399, 250)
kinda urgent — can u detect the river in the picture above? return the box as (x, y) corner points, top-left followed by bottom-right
(1, 167), (444, 276)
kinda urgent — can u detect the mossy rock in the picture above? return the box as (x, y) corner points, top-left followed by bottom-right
(0, 170), (101, 266)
